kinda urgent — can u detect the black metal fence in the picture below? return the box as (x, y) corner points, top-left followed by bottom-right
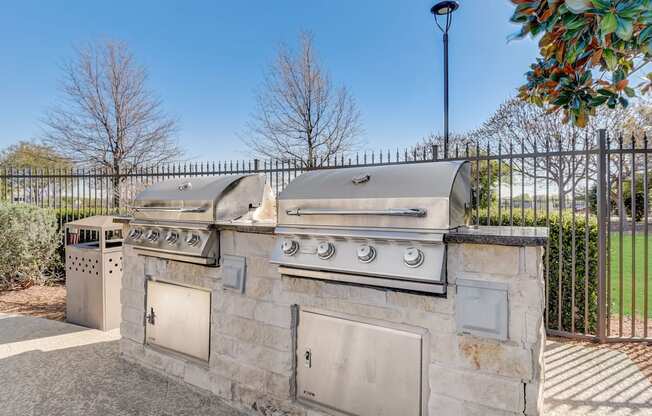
(1, 130), (650, 342)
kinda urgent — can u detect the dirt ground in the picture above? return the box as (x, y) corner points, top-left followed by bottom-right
(0, 284), (66, 321)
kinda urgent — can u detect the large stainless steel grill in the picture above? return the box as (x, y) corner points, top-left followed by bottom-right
(271, 161), (471, 294)
(126, 174), (273, 265)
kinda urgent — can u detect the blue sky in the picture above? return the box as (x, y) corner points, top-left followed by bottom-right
(0, 1), (539, 161)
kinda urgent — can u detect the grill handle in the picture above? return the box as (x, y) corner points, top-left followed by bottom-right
(132, 206), (207, 213)
(285, 208), (426, 217)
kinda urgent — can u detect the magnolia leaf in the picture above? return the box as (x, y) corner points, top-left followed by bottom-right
(597, 88), (616, 96)
(590, 0), (611, 9)
(603, 48), (617, 70)
(565, 0), (592, 13)
(624, 86), (636, 97)
(615, 17), (634, 41)
(591, 95), (610, 106)
(600, 12), (618, 35)
(640, 26), (652, 43)
(615, 79), (629, 90)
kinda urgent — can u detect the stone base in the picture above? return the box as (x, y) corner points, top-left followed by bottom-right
(120, 229), (545, 416)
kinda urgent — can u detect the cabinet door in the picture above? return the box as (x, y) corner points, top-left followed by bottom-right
(297, 311), (423, 416)
(146, 280), (211, 361)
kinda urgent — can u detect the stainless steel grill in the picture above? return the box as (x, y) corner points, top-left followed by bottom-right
(271, 161), (471, 294)
(126, 174), (274, 265)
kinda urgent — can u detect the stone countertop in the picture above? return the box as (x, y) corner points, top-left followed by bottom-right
(444, 226), (548, 247)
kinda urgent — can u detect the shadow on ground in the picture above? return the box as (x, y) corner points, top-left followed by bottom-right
(544, 339), (652, 416)
(0, 314), (84, 344)
(0, 313), (243, 416)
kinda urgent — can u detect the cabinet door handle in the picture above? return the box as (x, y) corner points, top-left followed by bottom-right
(145, 307), (156, 325)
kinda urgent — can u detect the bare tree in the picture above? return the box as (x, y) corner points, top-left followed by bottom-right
(43, 40), (182, 206)
(470, 98), (631, 208)
(243, 33), (362, 168)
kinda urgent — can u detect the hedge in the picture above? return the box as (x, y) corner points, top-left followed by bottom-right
(0, 203), (61, 289)
(475, 210), (599, 334)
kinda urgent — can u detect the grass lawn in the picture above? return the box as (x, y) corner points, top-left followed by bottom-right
(610, 234), (652, 318)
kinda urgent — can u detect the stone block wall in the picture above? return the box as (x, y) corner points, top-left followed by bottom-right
(120, 229), (545, 416)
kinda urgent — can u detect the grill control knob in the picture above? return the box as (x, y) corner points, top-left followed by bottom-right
(281, 239), (299, 256)
(128, 228), (143, 240)
(357, 245), (376, 263)
(185, 233), (201, 247)
(145, 230), (160, 242)
(165, 231), (179, 245)
(317, 241), (335, 260)
(403, 247), (424, 267)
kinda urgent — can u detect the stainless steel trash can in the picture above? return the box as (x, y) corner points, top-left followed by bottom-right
(65, 216), (123, 330)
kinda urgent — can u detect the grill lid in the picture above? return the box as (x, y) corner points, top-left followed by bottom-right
(133, 174), (267, 223)
(277, 161), (471, 231)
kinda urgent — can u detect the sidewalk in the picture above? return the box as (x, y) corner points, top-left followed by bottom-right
(1, 312), (651, 415)
(0, 313), (243, 416)
(544, 338), (652, 415)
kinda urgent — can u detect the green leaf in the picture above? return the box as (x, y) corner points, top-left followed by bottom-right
(566, 16), (588, 30)
(552, 94), (572, 106)
(597, 88), (617, 96)
(566, 0), (593, 13)
(591, 0), (612, 9)
(613, 68), (626, 83)
(615, 17), (634, 41)
(600, 13), (618, 35)
(640, 26), (652, 42)
(624, 86), (636, 97)
(591, 95), (610, 106)
(603, 48), (618, 69)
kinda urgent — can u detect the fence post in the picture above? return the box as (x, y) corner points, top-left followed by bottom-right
(597, 129), (608, 342)
(253, 159), (260, 172)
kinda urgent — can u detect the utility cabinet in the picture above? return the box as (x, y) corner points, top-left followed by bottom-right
(296, 310), (424, 416)
(145, 280), (211, 361)
(65, 216), (124, 331)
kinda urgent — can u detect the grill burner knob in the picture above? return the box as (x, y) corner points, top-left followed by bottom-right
(403, 247), (424, 267)
(185, 233), (201, 247)
(128, 228), (143, 240)
(145, 230), (160, 242)
(317, 241), (335, 260)
(165, 231), (179, 245)
(281, 239), (299, 256)
(357, 245), (376, 263)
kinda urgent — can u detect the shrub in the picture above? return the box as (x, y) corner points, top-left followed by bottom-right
(475, 209), (599, 334)
(0, 203), (62, 290)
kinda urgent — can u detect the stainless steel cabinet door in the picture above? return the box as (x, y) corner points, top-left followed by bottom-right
(297, 311), (423, 416)
(145, 280), (211, 361)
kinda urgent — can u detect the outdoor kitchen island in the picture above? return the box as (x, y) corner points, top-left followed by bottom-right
(118, 167), (548, 416)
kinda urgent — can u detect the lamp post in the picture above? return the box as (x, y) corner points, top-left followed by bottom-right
(430, 1), (459, 158)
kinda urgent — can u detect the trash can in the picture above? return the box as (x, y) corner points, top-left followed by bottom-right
(65, 216), (123, 330)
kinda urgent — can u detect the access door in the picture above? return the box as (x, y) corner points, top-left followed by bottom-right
(145, 280), (211, 361)
(297, 310), (423, 416)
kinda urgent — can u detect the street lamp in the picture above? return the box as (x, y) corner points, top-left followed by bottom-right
(430, 1), (459, 158)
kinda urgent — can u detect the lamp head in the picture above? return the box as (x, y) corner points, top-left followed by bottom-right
(431, 1), (459, 16)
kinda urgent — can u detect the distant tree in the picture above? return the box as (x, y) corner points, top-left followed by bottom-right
(0, 141), (70, 171)
(471, 98), (631, 209)
(42, 40), (182, 207)
(243, 33), (362, 168)
(510, 0), (651, 127)
(0, 141), (71, 203)
(415, 133), (509, 209)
